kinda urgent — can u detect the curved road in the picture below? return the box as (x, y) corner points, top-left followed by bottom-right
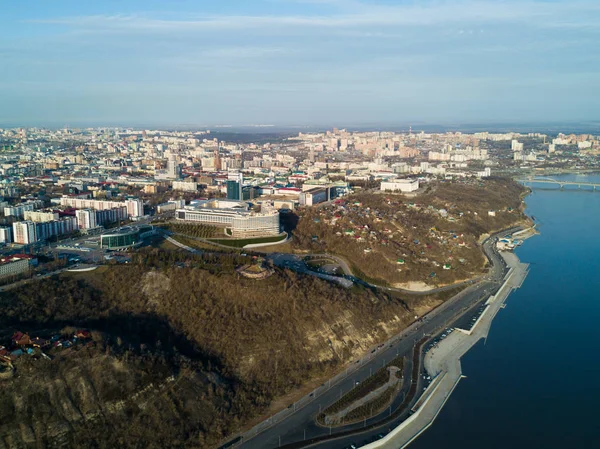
(226, 227), (519, 449)
(271, 252), (485, 297)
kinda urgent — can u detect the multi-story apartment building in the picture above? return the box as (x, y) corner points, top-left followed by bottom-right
(34, 217), (78, 241)
(23, 210), (59, 222)
(95, 207), (127, 226)
(0, 257), (30, 278)
(60, 197), (144, 218)
(4, 200), (44, 217)
(0, 226), (12, 243)
(12, 221), (37, 244)
(75, 209), (97, 230)
(172, 180), (198, 192)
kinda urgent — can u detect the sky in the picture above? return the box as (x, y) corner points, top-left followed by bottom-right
(1, 0), (599, 128)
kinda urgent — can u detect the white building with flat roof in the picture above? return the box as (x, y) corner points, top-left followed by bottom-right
(176, 199), (280, 238)
(23, 210), (59, 222)
(380, 179), (420, 193)
(0, 257), (30, 278)
(511, 140), (524, 152)
(172, 180), (198, 192)
(477, 167), (492, 178)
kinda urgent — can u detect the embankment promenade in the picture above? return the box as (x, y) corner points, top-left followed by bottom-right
(360, 247), (531, 449)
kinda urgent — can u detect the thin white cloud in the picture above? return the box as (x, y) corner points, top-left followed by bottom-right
(163, 46), (286, 69)
(25, 1), (600, 33)
(6, 0), (600, 125)
(201, 46), (285, 59)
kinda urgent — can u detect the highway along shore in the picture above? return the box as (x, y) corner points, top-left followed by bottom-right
(221, 226), (534, 449)
(357, 248), (531, 449)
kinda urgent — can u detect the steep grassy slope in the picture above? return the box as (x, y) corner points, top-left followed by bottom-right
(292, 177), (529, 286)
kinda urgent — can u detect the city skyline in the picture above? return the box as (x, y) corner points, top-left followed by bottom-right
(2, 0), (600, 127)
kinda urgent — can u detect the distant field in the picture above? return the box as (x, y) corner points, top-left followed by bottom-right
(172, 235), (238, 252)
(158, 222), (216, 238)
(209, 233), (287, 248)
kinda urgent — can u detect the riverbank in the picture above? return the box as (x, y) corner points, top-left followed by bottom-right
(226, 226), (522, 449)
(360, 240), (533, 449)
(530, 168), (600, 177)
(405, 172), (600, 449)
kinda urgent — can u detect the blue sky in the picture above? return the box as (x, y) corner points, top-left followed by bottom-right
(1, 0), (599, 127)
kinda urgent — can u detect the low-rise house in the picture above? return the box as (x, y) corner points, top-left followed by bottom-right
(31, 337), (50, 348)
(75, 330), (91, 339)
(11, 331), (31, 347)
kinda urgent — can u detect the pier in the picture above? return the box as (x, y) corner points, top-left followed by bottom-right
(360, 251), (530, 449)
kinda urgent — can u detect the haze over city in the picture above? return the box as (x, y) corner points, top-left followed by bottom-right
(2, 0), (600, 127)
(1, 2), (600, 449)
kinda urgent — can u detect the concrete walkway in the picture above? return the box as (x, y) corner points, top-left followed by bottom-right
(359, 250), (530, 449)
(164, 235), (199, 253)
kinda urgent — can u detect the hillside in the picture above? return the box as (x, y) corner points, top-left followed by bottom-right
(291, 177), (529, 287)
(0, 249), (450, 448)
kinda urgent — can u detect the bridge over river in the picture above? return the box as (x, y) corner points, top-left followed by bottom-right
(518, 176), (600, 190)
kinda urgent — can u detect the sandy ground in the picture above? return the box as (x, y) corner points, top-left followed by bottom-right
(392, 281), (433, 291)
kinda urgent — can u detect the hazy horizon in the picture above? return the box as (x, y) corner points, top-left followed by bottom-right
(2, 121), (598, 137)
(2, 0), (600, 127)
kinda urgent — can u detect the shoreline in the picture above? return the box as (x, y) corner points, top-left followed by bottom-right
(227, 225), (527, 449)
(530, 168), (600, 177)
(360, 237), (533, 449)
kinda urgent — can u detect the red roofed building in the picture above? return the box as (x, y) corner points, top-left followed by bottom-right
(11, 332), (31, 347)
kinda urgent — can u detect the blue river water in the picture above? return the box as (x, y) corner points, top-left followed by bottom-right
(408, 173), (600, 449)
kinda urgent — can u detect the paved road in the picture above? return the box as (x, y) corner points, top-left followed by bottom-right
(0, 266), (73, 292)
(42, 216), (157, 264)
(302, 254), (353, 276)
(229, 228), (518, 449)
(269, 252), (485, 297)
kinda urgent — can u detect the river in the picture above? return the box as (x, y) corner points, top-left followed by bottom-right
(408, 173), (600, 449)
